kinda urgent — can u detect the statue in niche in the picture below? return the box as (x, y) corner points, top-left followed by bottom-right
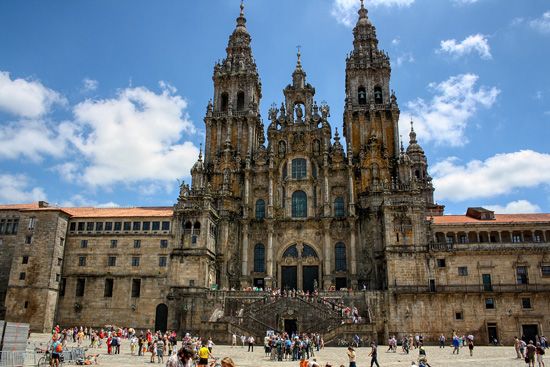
(179, 180), (190, 199)
(313, 139), (321, 155)
(295, 103), (303, 122)
(278, 140), (286, 158)
(223, 169), (230, 191)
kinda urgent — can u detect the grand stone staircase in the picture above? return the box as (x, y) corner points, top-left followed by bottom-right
(220, 292), (375, 341)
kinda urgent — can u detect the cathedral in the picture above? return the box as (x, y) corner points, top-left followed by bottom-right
(1, 2), (549, 345)
(179, 0), (438, 292)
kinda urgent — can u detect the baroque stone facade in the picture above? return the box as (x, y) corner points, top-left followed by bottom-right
(0, 2), (549, 345)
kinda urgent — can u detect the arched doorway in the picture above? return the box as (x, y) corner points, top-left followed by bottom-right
(155, 304), (168, 332)
(279, 243), (320, 292)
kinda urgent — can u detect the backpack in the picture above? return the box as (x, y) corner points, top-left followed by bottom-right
(55, 343), (63, 353)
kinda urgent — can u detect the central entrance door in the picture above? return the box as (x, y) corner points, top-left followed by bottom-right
(155, 304), (168, 332)
(522, 324), (539, 343)
(302, 266), (319, 293)
(284, 319), (298, 335)
(282, 266), (297, 290)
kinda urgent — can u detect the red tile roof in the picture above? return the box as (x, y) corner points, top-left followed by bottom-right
(0, 203), (173, 218)
(431, 214), (550, 225)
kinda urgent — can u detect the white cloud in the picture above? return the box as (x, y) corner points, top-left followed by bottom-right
(484, 200), (541, 214)
(82, 78), (98, 92)
(0, 173), (47, 204)
(331, 0), (414, 27)
(439, 34), (492, 60)
(391, 37), (400, 45)
(62, 83), (199, 187)
(396, 52), (415, 66)
(401, 73), (500, 146)
(530, 11), (550, 34)
(59, 194), (119, 208)
(0, 71), (66, 118)
(0, 119), (66, 161)
(432, 150), (550, 202)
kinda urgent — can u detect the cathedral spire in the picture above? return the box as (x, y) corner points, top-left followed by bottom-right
(292, 45), (306, 88)
(236, 0), (247, 31)
(409, 120), (417, 145)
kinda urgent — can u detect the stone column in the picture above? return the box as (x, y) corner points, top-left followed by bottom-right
(348, 166), (355, 216)
(266, 222), (274, 287)
(268, 171), (274, 218)
(350, 218), (357, 288)
(322, 220), (332, 289)
(241, 223), (249, 277)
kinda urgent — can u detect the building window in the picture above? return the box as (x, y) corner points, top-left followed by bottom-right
(152, 221), (160, 231)
(253, 243), (265, 273)
(19, 272), (26, 280)
(221, 92), (229, 112)
(134, 240), (141, 248)
(80, 240), (88, 248)
(108, 256), (116, 267)
(110, 239), (117, 248)
(291, 191), (307, 218)
(334, 197), (345, 218)
(123, 222), (131, 231)
(69, 222), (76, 231)
(77, 222), (85, 231)
(12, 219), (19, 234)
(159, 256), (167, 267)
(59, 237), (64, 246)
(358, 86), (367, 105)
(114, 222), (122, 231)
(131, 279), (141, 298)
(76, 278), (85, 297)
(143, 222), (150, 231)
(162, 221), (170, 231)
(160, 239), (168, 248)
(512, 234), (522, 243)
(95, 222), (103, 231)
(59, 278), (66, 297)
(485, 298), (495, 309)
(191, 235), (197, 245)
(458, 266), (468, 276)
(132, 222), (141, 231)
(104, 278), (113, 298)
(335, 242), (347, 271)
(374, 85), (383, 104)
(25, 235), (32, 245)
(292, 158), (307, 179)
(541, 265), (550, 277)
(458, 234), (468, 244)
(131, 257), (140, 267)
(522, 298), (532, 309)
(516, 266), (529, 284)
(455, 311), (463, 320)
(437, 259), (446, 268)
(189, 279), (195, 287)
(57, 257), (62, 266)
(86, 222), (94, 231)
(446, 236), (454, 244)
(255, 199), (265, 220)
(28, 217), (36, 230)
(105, 222), (113, 231)
(22, 256), (29, 264)
(237, 91), (245, 111)
(24, 301), (29, 309)
(55, 273), (60, 282)
(78, 256), (87, 266)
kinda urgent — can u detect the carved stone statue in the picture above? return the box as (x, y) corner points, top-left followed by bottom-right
(295, 103), (303, 122)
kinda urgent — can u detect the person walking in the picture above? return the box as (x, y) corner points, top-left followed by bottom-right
(247, 335), (255, 352)
(452, 336), (460, 354)
(369, 342), (380, 367)
(536, 342), (546, 367)
(526, 341), (537, 367)
(347, 346), (356, 367)
(467, 337), (474, 356)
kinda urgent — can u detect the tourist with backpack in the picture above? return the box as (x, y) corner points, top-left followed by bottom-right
(51, 336), (63, 367)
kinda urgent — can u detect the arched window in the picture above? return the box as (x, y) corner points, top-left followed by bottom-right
(283, 245), (298, 258)
(237, 91), (245, 111)
(334, 197), (345, 218)
(221, 92), (229, 112)
(302, 245), (318, 258)
(335, 242), (347, 271)
(254, 243), (265, 272)
(312, 163), (317, 178)
(292, 158), (307, 179)
(374, 86), (383, 104)
(184, 221), (192, 234)
(255, 199), (265, 220)
(358, 86), (367, 105)
(193, 221), (201, 235)
(292, 191), (307, 218)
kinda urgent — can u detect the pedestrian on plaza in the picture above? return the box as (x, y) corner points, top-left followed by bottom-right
(526, 341), (537, 367)
(198, 342), (214, 367)
(347, 346), (356, 367)
(368, 342), (380, 367)
(231, 333), (237, 348)
(452, 335), (460, 354)
(438, 334), (445, 348)
(240, 335), (246, 348)
(247, 335), (255, 352)
(467, 337), (474, 356)
(536, 342), (546, 367)
(157, 338), (165, 363)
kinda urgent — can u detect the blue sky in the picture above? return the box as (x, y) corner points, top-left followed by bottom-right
(0, 0), (549, 214)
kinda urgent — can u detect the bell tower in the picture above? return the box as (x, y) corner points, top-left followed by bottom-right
(202, 1), (264, 196)
(342, 0), (400, 193)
